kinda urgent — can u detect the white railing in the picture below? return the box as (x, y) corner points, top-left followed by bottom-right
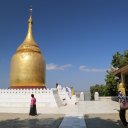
(94, 92), (118, 101)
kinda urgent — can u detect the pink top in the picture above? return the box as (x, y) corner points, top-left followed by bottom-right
(31, 97), (36, 105)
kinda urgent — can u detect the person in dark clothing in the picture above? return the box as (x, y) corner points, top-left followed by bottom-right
(118, 91), (128, 127)
(56, 83), (58, 88)
(29, 94), (37, 116)
(119, 109), (128, 127)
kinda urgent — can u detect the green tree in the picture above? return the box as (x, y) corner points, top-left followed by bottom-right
(123, 50), (128, 66)
(90, 50), (128, 97)
(105, 50), (128, 96)
(105, 72), (118, 96)
(111, 50), (128, 68)
(111, 51), (123, 68)
(90, 84), (108, 100)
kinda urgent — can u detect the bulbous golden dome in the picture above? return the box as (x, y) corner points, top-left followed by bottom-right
(10, 16), (46, 88)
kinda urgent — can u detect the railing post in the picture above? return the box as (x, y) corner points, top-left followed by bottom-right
(94, 92), (99, 101)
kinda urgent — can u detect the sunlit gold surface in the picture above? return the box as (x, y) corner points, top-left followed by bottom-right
(10, 16), (45, 88)
(117, 83), (126, 96)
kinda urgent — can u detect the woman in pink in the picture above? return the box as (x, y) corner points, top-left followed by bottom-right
(29, 94), (37, 116)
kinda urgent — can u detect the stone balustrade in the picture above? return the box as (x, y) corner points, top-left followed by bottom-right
(58, 87), (78, 105)
(94, 92), (118, 101)
(58, 87), (71, 101)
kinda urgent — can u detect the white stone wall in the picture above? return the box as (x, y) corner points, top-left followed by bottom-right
(0, 88), (62, 113)
(94, 92), (118, 101)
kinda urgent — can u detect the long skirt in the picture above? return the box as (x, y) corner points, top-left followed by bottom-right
(119, 108), (127, 126)
(29, 104), (37, 116)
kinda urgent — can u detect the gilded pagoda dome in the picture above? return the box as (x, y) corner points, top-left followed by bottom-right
(10, 15), (46, 88)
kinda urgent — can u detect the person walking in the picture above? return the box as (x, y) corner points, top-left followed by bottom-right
(118, 91), (128, 127)
(29, 94), (37, 116)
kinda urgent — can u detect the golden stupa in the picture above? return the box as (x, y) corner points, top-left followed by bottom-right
(10, 13), (46, 89)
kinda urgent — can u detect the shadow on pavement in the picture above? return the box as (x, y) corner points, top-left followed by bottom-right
(84, 113), (124, 128)
(0, 115), (64, 128)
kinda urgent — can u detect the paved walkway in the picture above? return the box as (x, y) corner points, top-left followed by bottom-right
(59, 100), (120, 128)
(59, 102), (86, 128)
(59, 114), (86, 128)
(0, 113), (64, 128)
(0, 101), (122, 128)
(85, 113), (128, 128)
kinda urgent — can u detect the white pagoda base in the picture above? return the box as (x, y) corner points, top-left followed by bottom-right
(0, 87), (77, 114)
(0, 88), (63, 114)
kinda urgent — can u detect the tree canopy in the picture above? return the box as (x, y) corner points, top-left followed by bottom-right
(111, 50), (128, 68)
(90, 50), (128, 98)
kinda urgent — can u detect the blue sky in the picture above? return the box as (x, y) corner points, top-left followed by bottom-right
(0, 0), (128, 91)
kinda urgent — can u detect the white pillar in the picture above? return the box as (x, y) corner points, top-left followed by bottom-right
(80, 92), (84, 101)
(94, 92), (99, 101)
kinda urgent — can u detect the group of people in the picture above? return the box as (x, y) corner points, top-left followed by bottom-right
(29, 90), (128, 123)
(30, 90), (128, 124)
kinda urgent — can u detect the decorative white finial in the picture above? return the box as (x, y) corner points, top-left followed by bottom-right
(29, 5), (32, 16)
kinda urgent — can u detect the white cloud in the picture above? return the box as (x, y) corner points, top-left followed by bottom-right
(46, 63), (72, 71)
(79, 65), (106, 72)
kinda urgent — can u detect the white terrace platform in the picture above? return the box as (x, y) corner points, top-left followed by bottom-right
(0, 88), (77, 114)
(0, 88), (121, 128)
(58, 100), (120, 128)
(0, 88), (59, 113)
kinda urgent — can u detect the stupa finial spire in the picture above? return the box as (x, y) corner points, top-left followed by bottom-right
(21, 5), (35, 44)
(29, 5), (32, 17)
(16, 5), (38, 51)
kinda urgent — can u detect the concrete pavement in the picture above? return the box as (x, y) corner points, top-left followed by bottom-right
(0, 100), (122, 128)
(58, 100), (120, 128)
